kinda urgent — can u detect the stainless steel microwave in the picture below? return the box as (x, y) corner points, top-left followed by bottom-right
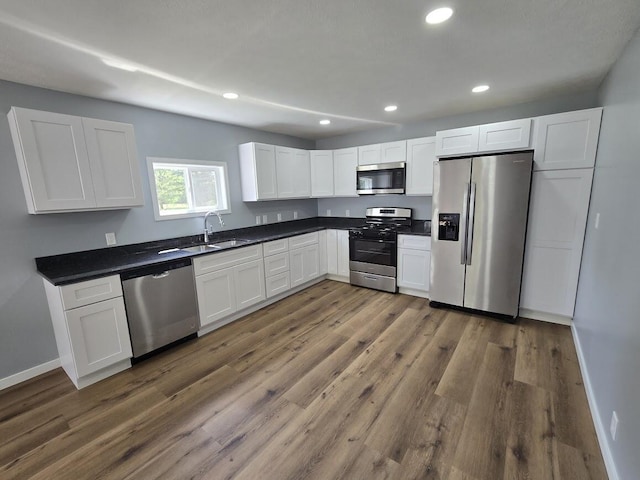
(356, 162), (406, 195)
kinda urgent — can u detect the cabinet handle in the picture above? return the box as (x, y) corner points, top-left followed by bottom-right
(152, 271), (170, 279)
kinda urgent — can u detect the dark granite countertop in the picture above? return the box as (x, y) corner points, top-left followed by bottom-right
(36, 217), (368, 286)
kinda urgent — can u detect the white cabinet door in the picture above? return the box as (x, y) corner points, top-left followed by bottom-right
(289, 247), (305, 287)
(235, 259), (266, 310)
(478, 119), (531, 153)
(238, 142), (278, 201)
(82, 118), (144, 208)
(8, 107), (96, 213)
(310, 150), (334, 197)
(398, 249), (431, 292)
(303, 244), (320, 281)
(333, 147), (358, 197)
(264, 252), (289, 277)
(358, 144), (381, 165)
(318, 230), (328, 275)
(406, 137), (436, 196)
(381, 141), (407, 163)
(326, 229), (338, 275)
(520, 169), (594, 317)
(337, 230), (350, 278)
(532, 108), (602, 171)
(435, 126), (480, 157)
(65, 297), (132, 377)
(196, 267), (237, 326)
(276, 146), (310, 198)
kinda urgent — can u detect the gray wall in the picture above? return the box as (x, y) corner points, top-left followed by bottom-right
(0, 80), (316, 379)
(573, 29), (640, 479)
(316, 90), (599, 221)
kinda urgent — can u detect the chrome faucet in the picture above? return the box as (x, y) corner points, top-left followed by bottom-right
(203, 211), (225, 243)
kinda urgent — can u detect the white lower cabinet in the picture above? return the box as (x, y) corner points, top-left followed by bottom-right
(266, 271), (291, 298)
(397, 235), (431, 298)
(263, 238), (292, 298)
(43, 275), (133, 389)
(290, 244), (320, 288)
(194, 245), (265, 328)
(326, 229), (350, 280)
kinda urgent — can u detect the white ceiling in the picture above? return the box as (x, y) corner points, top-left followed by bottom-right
(0, 1), (639, 140)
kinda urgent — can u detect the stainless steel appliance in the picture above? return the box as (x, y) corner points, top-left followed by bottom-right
(349, 207), (412, 293)
(356, 162), (406, 194)
(121, 258), (199, 359)
(430, 152), (533, 318)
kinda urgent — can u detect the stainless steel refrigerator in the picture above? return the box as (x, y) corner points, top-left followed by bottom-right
(430, 152), (533, 318)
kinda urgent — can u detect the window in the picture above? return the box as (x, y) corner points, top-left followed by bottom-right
(147, 157), (231, 220)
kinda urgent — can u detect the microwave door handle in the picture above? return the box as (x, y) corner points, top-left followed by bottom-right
(466, 182), (477, 265)
(461, 183), (469, 265)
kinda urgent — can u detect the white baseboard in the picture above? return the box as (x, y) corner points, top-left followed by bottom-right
(518, 308), (572, 325)
(0, 358), (61, 391)
(571, 323), (619, 480)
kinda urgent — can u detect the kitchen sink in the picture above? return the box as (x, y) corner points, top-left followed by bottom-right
(180, 238), (252, 253)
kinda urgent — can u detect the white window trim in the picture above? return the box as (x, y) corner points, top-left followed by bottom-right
(147, 156), (232, 221)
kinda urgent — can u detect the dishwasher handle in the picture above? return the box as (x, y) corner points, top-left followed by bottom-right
(120, 257), (192, 280)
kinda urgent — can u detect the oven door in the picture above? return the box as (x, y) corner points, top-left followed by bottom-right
(349, 236), (397, 276)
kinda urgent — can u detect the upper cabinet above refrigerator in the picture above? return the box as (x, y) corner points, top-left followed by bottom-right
(435, 119), (531, 157)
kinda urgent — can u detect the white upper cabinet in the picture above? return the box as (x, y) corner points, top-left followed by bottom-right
(333, 147), (358, 197)
(358, 141), (406, 165)
(9, 107), (97, 213)
(406, 137), (436, 196)
(275, 146), (311, 198)
(435, 126), (479, 157)
(239, 142), (278, 201)
(310, 150), (334, 197)
(436, 119), (533, 158)
(381, 141), (407, 163)
(357, 144), (381, 165)
(82, 118), (143, 208)
(477, 119), (531, 153)
(532, 108), (602, 171)
(8, 107), (143, 214)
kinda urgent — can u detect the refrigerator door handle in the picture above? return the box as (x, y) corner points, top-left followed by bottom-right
(461, 183), (469, 265)
(466, 182), (477, 265)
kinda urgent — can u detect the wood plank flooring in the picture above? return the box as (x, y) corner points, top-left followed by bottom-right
(0, 280), (607, 479)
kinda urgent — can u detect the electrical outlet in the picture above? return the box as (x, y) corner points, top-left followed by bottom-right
(327, 209), (331, 216)
(610, 411), (619, 440)
(595, 212), (600, 230)
(277, 213), (282, 221)
(346, 209), (351, 217)
(293, 211), (298, 219)
(256, 215), (261, 225)
(105, 232), (117, 246)
(262, 214), (268, 224)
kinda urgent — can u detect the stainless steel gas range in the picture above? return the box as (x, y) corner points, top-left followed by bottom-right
(348, 207), (412, 293)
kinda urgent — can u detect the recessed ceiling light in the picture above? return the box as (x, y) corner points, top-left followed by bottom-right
(472, 85), (490, 93)
(426, 7), (453, 25)
(101, 58), (138, 72)
(222, 92), (239, 99)
(384, 105), (398, 112)
(319, 119), (331, 125)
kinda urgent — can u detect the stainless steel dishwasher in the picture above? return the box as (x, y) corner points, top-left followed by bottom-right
(121, 258), (199, 359)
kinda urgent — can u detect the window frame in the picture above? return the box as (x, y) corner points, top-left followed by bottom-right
(146, 157), (232, 221)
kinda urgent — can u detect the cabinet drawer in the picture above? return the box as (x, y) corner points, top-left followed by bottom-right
(60, 275), (123, 310)
(288, 232), (319, 249)
(266, 272), (290, 298)
(193, 245), (263, 276)
(398, 235), (431, 251)
(264, 252), (289, 277)
(263, 238), (288, 256)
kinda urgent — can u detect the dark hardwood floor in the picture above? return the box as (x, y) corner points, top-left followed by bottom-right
(0, 280), (607, 479)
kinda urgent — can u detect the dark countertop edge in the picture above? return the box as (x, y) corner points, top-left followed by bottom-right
(36, 217), (430, 286)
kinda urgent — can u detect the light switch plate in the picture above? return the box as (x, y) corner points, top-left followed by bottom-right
(105, 232), (117, 246)
(293, 211), (298, 219)
(277, 213), (282, 221)
(262, 214), (268, 224)
(256, 215), (261, 225)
